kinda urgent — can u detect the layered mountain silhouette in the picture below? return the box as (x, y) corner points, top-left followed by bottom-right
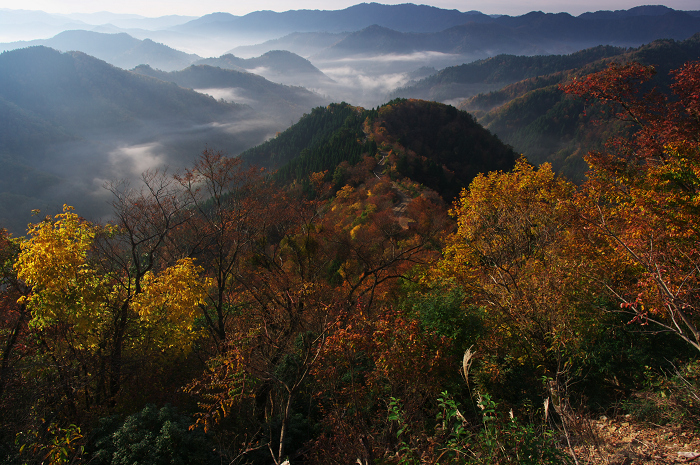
(0, 30), (201, 71)
(132, 63), (329, 121)
(0, 46), (301, 233)
(194, 50), (334, 88)
(167, 5), (700, 61)
(174, 4), (489, 37)
(311, 11), (700, 60)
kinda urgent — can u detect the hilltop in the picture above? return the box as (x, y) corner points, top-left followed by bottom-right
(241, 98), (516, 201)
(392, 34), (700, 181)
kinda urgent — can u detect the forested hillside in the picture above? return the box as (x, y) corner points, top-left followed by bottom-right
(131, 63), (329, 122)
(0, 46), (313, 235)
(390, 45), (629, 102)
(1, 58), (699, 465)
(455, 34), (700, 180)
(242, 99), (516, 200)
(194, 50), (334, 88)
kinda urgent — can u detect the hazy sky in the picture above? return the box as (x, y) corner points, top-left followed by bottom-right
(3, 0), (699, 18)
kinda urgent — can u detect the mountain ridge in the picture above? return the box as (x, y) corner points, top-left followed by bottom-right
(0, 30), (201, 71)
(131, 63), (329, 121)
(0, 46), (289, 234)
(240, 99), (516, 201)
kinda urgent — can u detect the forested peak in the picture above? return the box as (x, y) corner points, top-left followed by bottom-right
(0, 45), (62, 64)
(240, 98), (515, 202)
(374, 97), (475, 122)
(365, 99), (516, 199)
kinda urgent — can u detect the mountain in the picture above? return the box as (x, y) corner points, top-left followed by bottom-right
(241, 99), (516, 201)
(194, 50), (334, 88)
(158, 5), (700, 65)
(390, 45), (629, 103)
(3, 5), (700, 68)
(174, 3), (489, 38)
(578, 5), (680, 20)
(59, 12), (196, 29)
(0, 46), (283, 234)
(0, 30), (201, 71)
(131, 64), (329, 123)
(312, 11), (700, 61)
(0, 8), (88, 41)
(454, 34), (700, 181)
(228, 32), (349, 58)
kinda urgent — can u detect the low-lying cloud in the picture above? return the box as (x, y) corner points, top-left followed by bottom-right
(109, 142), (166, 178)
(322, 67), (410, 94)
(328, 51), (464, 63)
(193, 88), (258, 106)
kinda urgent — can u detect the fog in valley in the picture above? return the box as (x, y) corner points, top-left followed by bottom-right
(2, 3), (700, 234)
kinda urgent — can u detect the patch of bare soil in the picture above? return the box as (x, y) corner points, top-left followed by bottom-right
(570, 415), (699, 464)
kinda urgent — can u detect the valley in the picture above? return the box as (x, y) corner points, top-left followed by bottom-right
(0, 3), (699, 464)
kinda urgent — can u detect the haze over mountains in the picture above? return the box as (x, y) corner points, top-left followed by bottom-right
(1, 3), (700, 234)
(0, 46), (319, 233)
(3, 4), (700, 105)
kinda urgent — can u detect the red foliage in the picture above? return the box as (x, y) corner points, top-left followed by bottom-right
(564, 61), (700, 352)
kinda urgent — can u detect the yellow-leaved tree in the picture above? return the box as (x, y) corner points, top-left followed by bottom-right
(16, 206), (110, 345)
(15, 204), (211, 412)
(439, 159), (601, 411)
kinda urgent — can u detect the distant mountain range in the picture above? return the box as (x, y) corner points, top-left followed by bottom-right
(131, 63), (329, 121)
(3, 4), (700, 61)
(171, 4), (700, 60)
(0, 9), (194, 43)
(309, 9), (700, 61)
(174, 4), (490, 38)
(0, 30), (200, 71)
(0, 46), (321, 234)
(194, 51), (334, 88)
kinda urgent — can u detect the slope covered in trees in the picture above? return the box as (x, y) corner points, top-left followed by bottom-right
(390, 45), (629, 102)
(0, 46), (307, 235)
(241, 99), (516, 201)
(131, 63), (329, 123)
(194, 50), (334, 88)
(458, 34), (700, 180)
(1, 49), (700, 465)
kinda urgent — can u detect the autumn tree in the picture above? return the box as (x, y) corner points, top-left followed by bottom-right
(0, 228), (29, 400)
(564, 61), (700, 352)
(175, 149), (271, 350)
(186, 189), (338, 465)
(307, 304), (456, 464)
(186, 171), (450, 464)
(14, 174), (211, 416)
(439, 158), (602, 423)
(0, 227), (33, 455)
